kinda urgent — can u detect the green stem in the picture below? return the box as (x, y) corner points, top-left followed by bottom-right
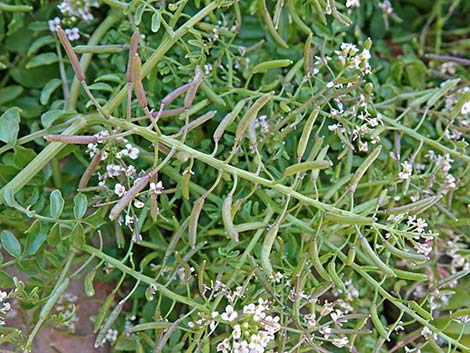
(67, 10), (123, 110)
(82, 244), (207, 312)
(0, 2), (32, 11)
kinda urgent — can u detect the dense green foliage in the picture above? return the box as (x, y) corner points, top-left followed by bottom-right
(1, 0), (470, 352)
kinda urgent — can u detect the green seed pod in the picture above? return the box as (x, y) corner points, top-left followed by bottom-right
(212, 99), (247, 151)
(383, 241), (428, 263)
(394, 269), (429, 282)
(285, 160), (331, 176)
(188, 197), (205, 248)
(252, 59), (293, 73)
(346, 245), (356, 265)
(358, 228), (395, 277)
(384, 195), (442, 216)
(181, 167), (192, 199)
(327, 260), (346, 291)
(409, 301), (433, 321)
(325, 212), (374, 225)
(350, 145), (382, 194)
(370, 303), (389, 341)
(310, 238), (331, 282)
(235, 92), (273, 144)
(197, 260), (207, 297)
(39, 277), (70, 320)
(222, 193), (239, 242)
(93, 294), (115, 333)
(95, 300), (125, 347)
(258, 0), (288, 48)
(84, 270), (96, 297)
(297, 106), (320, 160)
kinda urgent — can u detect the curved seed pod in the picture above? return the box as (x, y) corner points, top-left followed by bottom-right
(222, 193), (239, 242)
(284, 160), (331, 176)
(327, 260), (346, 291)
(95, 300), (125, 347)
(297, 106), (320, 160)
(384, 195), (442, 216)
(188, 196), (205, 248)
(235, 92), (273, 144)
(84, 270), (96, 297)
(197, 260), (207, 297)
(303, 32), (314, 77)
(162, 83), (191, 107)
(127, 28), (140, 119)
(346, 245), (356, 265)
(260, 222), (280, 275)
(383, 241), (428, 263)
(358, 229), (396, 277)
(184, 65), (203, 110)
(252, 59), (293, 73)
(409, 301), (433, 321)
(93, 294), (115, 333)
(79, 151), (102, 189)
(286, 0), (311, 34)
(212, 99), (247, 153)
(179, 110), (216, 135)
(273, 0), (284, 29)
(57, 28), (85, 81)
(109, 174), (150, 220)
(429, 269), (470, 292)
(181, 168), (192, 200)
(349, 145), (382, 194)
(311, 144), (329, 183)
(370, 303), (389, 341)
(324, 212), (374, 225)
(155, 319), (180, 353)
(39, 277), (70, 320)
(310, 237), (331, 282)
(394, 269), (429, 282)
(258, 0), (288, 48)
(200, 81), (226, 107)
(153, 107), (186, 119)
(323, 173), (353, 202)
(132, 54), (148, 110)
(44, 135), (98, 144)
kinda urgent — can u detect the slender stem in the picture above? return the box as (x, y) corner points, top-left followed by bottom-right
(82, 244), (208, 312)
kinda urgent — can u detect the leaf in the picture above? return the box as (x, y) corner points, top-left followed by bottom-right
(0, 107), (21, 145)
(40, 110), (75, 128)
(1, 230), (22, 259)
(0, 270), (14, 288)
(88, 82), (113, 92)
(40, 78), (62, 105)
(13, 146), (37, 168)
(95, 74), (122, 83)
(24, 221), (47, 256)
(49, 190), (64, 219)
(47, 223), (61, 246)
(73, 193), (88, 219)
(0, 85), (23, 106)
(27, 35), (55, 56)
(134, 4), (145, 25)
(71, 223), (85, 250)
(26, 52), (59, 69)
(2, 187), (17, 207)
(151, 11), (161, 33)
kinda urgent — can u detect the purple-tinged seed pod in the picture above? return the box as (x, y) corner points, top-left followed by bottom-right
(44, 134), (98, 144)
(78, 151), (102, 190)
(109, 174), (150, 220)
(57, 28), (85, 82)
(184, 65), (203, 110)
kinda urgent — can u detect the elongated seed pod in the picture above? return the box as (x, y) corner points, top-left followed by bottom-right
(349, 145), (382, 194)
(323, 173), (353, 202)
(95, 300), (125, 347)
(383, 241), (428, 263)
(130, 322), (172, 332)
(188, 196), (205, 248)
(200, 81), (226, 107)
(409, 301), (433, 321)
(79, 151), (102, 189)
(261, 222), (280, 275)
(258, 0), (288, 48)
(327, 260), (346, 291)
(304, 32), (314, 77)
(252, 59), (293, 73)
(358, 230), (396, 277)
(155, 319), (180, 353)
(184, 65), (203, 110)
(213, 99), (248, 151)
(250, 256), (274, 294)
(325, 212), (374, 225)
(310, 237), (331, 282)
(222, 193), (239, 242)
(132, 54), (148, 110)
(127, 28), (140, 84)
(327, 0), (352, 26)
(181, 168), (192, 199)
(346, 245), (356, 265)
(234, 222), (266, 233)
(84, 270), (96, 297)
(44, 135), (98, 144)
(284, 160), (331, 176)
(197, 260), (207, 297)
(297, 106), (320, 160)
(93, 294), (114, 333)
(394, 269), (429, 282)
(429, 269), (470, 292)
(153, 107), (186, 119)
(57, 28), (85, 81)
(235, 92), (273, 143)
(311, 144), (329, 183)
(109, 174), (150, 220)
(384, 195), (442, 216)
(370, 303), (389, 341)
(164, 217), (190, 261)
(273, 0), (284, 29)
(179, 111), (216, 134)
(307, 136), (325, 161)
(286, 0), (311, 34)
(162, 83), (191, 107)
(39, 277), (70, 320)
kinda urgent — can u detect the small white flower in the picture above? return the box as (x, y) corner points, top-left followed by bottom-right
(104, 328), (118, 343)
(332, 336), (349, 348)
(114, 183), (126, 197)
(65, 27), (80, 41)
(243, 303), (256, 314)
(233, 324), (241, 339)
(421, 326), (432, 339)
(48, 17), (61, 32)
(123, 144), (139, 160)
(149, 181), (164, 195)
(216, 338), (230, 353)
(346, 0), (360, 8)
(221, 305), (238, 322)
(134, 199), (144, 208)
(398, 161), (413, 179)
(461, 101), (470, 115)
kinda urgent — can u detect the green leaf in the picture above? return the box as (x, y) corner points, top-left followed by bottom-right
(0, 270), (14, 288)
(1, 230), (22, 258)
(0, 107), (21, 145)
(88, 82), (113, 92)
(2, 187), (17, 207)
(24, 221), (47, 256)
(73, 193), (88, 219)
(40, 110), (76, 128)
(40, 79), (62, 105)
(26, 52), (59, 69)
(95, 74), (122, 83)
(27, 35), (55, 56)
(0, 85), (23, 106)
(49, 190), (64, 219)
(134, 4), (145, 25)
(13, 146), (37, 168)
(71, 223), (85, 250)
(47, 223), (61, 246)
(151, 11), (161, 33)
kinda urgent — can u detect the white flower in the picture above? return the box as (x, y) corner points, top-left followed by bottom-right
(221, 305), (238, 322)
(149, 181), (164, 195)
(121, 144), (139, 160)
(358, 141), (368, 152)
(114, 183), (126, 197)
(48, 17), (61, 32)
(346, 0), (360, 8)
(461, 101), (470, 115)
(216, 338), (230, 353)
(243, 303), (256, 314)
(332, 336), (349, 348)
(415, 218), (428, 233)
(134, 200), (144, 208)
(233, 324), (241, 339)
(398, 161), (413, 179)
(421, 326), (432, 339)
(104, 328), (118, 343)
(65, 27), (80, 41)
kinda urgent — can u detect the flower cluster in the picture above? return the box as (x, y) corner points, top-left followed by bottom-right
(216, 300), (281, 353)
(335, 42), (372, 76)
(0, 291), (11, 326)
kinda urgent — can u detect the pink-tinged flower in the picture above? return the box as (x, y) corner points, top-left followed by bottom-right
(48, 17), (61, 32)
(65, 27), (80, 41)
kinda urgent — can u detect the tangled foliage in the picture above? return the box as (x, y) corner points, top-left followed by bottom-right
(0, 0), (470, 352)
